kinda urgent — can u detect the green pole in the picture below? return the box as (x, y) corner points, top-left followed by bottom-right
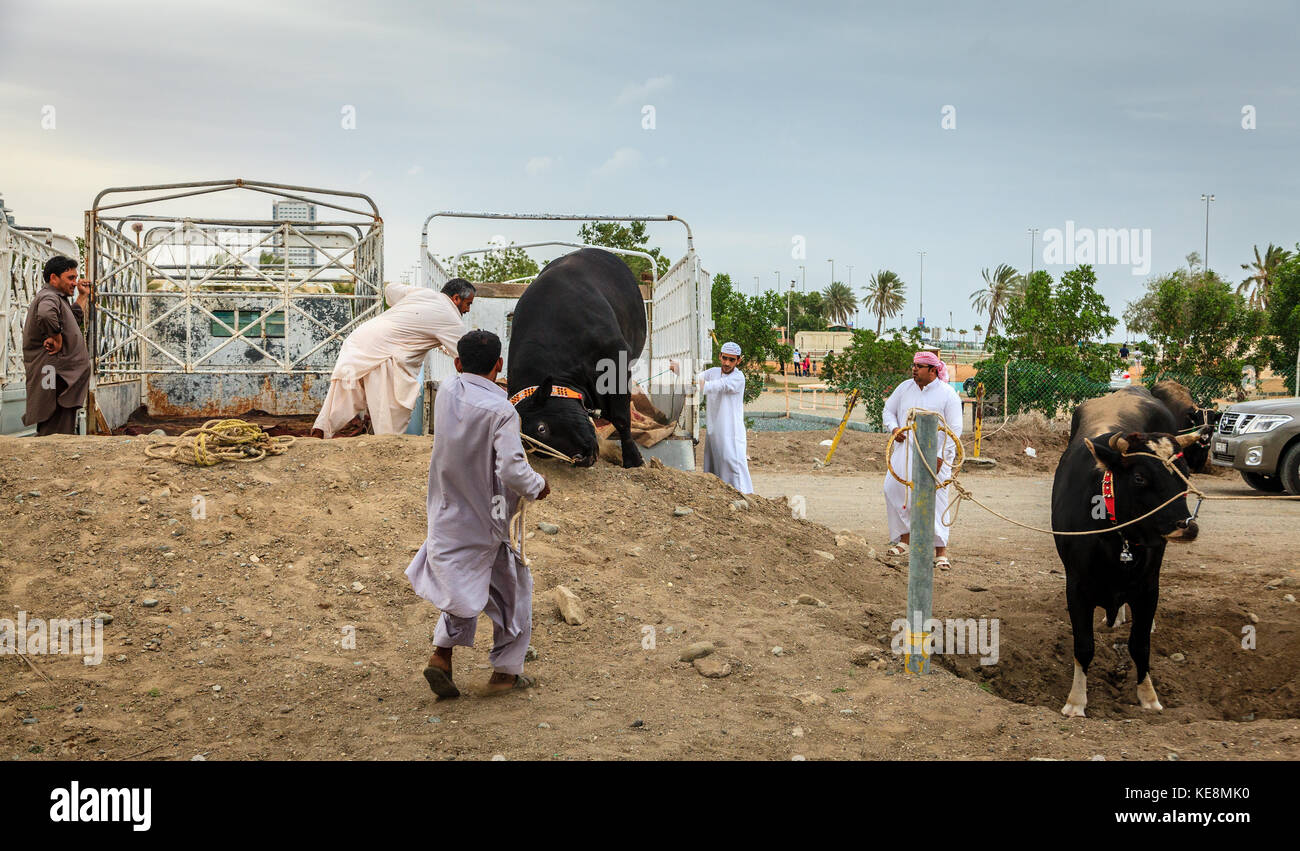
(905, 411), (939, 674)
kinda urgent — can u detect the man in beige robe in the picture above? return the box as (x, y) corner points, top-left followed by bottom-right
(312, 279), (474, 437)
(22, 256), (92, 436)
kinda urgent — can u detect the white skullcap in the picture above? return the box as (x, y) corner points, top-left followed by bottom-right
(720, 341), (742, 356)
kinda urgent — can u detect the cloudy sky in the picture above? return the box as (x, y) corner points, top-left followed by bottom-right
(3, 0), (1298, 336)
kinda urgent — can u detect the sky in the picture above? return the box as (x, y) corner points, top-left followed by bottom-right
(3, 0), (1298, 339)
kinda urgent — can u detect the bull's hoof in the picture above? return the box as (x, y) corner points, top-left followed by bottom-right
(1137, 676), (1163, 711)
(621, 444), (644, 468)
(1061, 702), (1087, 718)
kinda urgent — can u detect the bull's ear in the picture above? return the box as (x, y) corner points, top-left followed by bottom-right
(526, 376), (554, 410)
(1087, 436), (1124, 471)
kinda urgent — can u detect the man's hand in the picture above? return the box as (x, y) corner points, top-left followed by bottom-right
(536, 478), (551, 501)
(43, 333), (64, 355)
(892, 428), (907, 443)
(76, 279), (93, 304)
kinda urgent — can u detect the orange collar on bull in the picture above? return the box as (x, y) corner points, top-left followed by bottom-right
(508, 385), (585, 406)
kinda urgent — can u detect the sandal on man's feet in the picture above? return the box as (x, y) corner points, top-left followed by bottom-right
(423, 664), (460, 699)
(934, 556), (951, 571)
(885, 542), (909, 557)
(484, 673), (536, 695)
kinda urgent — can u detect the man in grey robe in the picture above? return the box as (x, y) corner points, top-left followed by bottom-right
(22, 255), (92, 435)
(405, 329), (550, 699)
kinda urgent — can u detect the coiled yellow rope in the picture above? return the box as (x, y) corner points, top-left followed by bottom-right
(144, 419), (296, 466)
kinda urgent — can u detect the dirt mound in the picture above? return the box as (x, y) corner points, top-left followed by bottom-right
(1, 435), (1295, 761)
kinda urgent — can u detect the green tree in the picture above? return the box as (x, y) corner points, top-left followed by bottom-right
(454, 244), (540, 283)
(1126, 267), (1265, 399)
(975, 267), (1119, 416)
(577, 221), (671, 282)
(1261, 248), (1300, 395)
(862, 269), (906, 334)
(822, 327), (925, 429)
(788, 290), (827, 335)
(1239, 242), (1293, 310)
(821, 281), (857, 326)
(710, 273), (783, 403)
(969, 263), (1020, 339)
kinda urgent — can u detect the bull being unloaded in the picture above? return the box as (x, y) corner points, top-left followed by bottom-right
(506, 248), (648, 468)
(1052, 389), (1207, 717)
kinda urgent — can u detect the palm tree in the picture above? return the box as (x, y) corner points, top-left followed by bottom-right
(959, 329), (968, 347)
(822, 281), (857, 327)
(969, 264), (1020, 339)
(1185, 251), (1202, 275)
(1239, 243), (1293, 309)
(973, 323), (984, 348)
(863, 269), (906, 334)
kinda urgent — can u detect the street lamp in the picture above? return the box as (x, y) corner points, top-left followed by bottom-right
(1200, 193), (1215, 275)
(847, 265), (855, 326)
(917, 250), (927, 327)
(828, 258), (834, 290)
(1027, 228), (1038, 277)
(753, 275), (760, 296)
(799, 265), (806, 292)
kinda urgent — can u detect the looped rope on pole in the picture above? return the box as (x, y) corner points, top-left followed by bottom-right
(884, 407), (965, 490)
(144, 419), (295, 466)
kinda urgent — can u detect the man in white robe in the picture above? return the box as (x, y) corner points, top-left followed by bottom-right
(882, 350), (963, 568)
(312, 278), (474, 437)
(405, 329), (549, 699)
(697, 341), (753, 494)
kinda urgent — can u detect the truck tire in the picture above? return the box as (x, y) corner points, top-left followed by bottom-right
(1241, 471), (1285, 492)
(1279, 443), (1300, 495)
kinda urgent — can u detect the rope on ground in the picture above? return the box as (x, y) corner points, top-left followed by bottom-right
(144, 419), (295, 466)
(888, 412), (1300, 539)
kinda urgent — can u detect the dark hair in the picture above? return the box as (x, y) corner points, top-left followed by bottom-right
(442, 278), (476, 301)
(43, 255), (77, 283)
(457, 329), (501, 375)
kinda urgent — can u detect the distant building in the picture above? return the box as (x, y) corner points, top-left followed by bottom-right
(0, 194), (15, 226)
(270, 199), (317, 267)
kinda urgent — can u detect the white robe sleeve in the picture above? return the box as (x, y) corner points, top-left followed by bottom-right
(703, 369), (745, 396)
(493, 410), (546, 500)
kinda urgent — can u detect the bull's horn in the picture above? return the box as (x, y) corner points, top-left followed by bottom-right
(1176, 428), (1203, 448)
(1108, 433), (1130, 453)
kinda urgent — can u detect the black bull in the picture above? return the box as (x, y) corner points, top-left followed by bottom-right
(507, 248), (648, 468)
(1052, 389), (1209, 718)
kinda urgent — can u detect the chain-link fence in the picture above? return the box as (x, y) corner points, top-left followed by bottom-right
(968, 361), (1298, 427)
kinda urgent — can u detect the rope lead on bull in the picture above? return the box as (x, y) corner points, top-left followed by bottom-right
(905, 411), (940, 675)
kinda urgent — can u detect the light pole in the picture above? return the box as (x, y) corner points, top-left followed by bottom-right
(753, 275), (760, 296)
(774, 270), (780, 293)
(798, 264), (805, 292)
(828, 258), (835, 290)
(1028, 228), (1038, 277)
(847, 265), (855, 326)
(917, 250), (927, 328)
(1200, 193), (1215, 275)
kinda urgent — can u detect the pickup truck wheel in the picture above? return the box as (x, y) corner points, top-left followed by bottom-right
(1280, 443), (1300, 495)
(1241, 471), (1285, 493)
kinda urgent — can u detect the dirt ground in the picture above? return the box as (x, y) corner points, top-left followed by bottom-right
(1, 430), (1296, 761)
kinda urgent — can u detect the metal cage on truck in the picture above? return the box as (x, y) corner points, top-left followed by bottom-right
(85, 179), (383, 430)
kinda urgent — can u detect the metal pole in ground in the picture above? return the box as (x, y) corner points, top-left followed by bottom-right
(905, 410), (939, 674)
